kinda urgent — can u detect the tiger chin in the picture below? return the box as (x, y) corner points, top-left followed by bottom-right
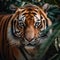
(0, 3), (52, 60)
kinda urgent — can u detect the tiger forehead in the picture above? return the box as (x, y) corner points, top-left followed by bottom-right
(27, 8), (38, 12)
(19, 5), (40, 20)
(26, 8), (38, 13)
(21, 8), (39, 17)
(23, 12), (35, 17)
(21, 7), (39, 14)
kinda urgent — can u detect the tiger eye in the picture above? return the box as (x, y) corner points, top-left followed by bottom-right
(34, 21), (41, 28)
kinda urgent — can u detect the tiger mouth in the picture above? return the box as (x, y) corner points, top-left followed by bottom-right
(22, 32), (49, 47)
(21, 37), (41, 47)
(24, 33), (48, 46)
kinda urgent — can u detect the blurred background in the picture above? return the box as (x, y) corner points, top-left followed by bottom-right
(0, 0), (60, 13)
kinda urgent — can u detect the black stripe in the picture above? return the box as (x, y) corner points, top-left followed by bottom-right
(19, 46), (28, 60)
(11, 20), (18, 38)
(2, 15), (12, 60)
(34, 10), (38, 13)
(21, 10), (25, 13)
(11, 49), (16, 60)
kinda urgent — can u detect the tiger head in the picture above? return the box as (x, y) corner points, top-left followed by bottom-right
(7, 4), (52, 48)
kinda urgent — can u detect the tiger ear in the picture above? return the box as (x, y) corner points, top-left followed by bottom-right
(10, 8), (24, 21)
(42, 3), (50, 12)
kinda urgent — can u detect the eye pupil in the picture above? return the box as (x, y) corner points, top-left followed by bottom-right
(35, 22), (40, 26)
(35, 21), (40, 28)
(41, 16), (43, 19)
(19, 22), (23, 26)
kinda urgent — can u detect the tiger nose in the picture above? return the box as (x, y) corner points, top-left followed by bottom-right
(25, 32), (34, 42)
(25, 26), (34, 42)
(25, 37), (34, 42)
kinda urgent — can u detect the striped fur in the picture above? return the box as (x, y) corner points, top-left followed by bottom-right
(0, 4), (52, 60)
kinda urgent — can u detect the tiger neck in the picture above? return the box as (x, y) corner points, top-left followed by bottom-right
(19, 45), (38, 60)
(25, 46), (38, 56)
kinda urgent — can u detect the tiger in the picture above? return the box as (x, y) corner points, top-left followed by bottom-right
(0, 4), (52, 60)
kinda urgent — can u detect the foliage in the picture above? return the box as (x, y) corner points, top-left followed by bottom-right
(35, 22), (60, 60)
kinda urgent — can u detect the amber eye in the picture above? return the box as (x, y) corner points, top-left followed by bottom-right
(34, 16), (41, 28)
(18, 15), (25, 28)
(19, 22), (24, 28)
(34, 19), (41, 28)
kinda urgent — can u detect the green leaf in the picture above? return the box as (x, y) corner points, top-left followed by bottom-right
(35, 23), (60, 60)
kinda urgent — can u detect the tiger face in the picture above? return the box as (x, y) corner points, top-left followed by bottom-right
(7, 4), (52, 48)
(18, 6), (42, 46)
